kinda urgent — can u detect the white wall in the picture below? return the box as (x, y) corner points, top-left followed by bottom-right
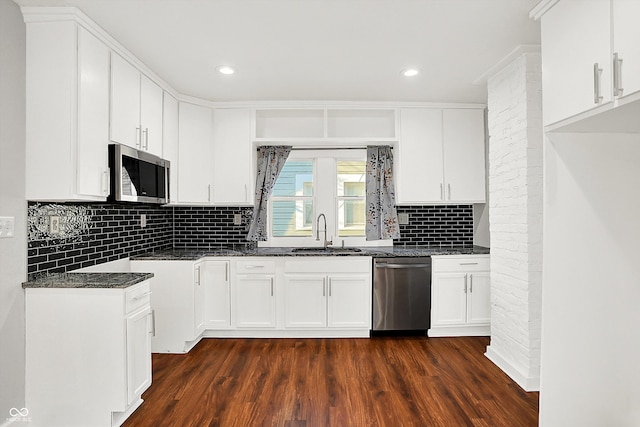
(0, 0), (27, 419)
(485, 52), (543, 391)
(540, 131), (640, 426)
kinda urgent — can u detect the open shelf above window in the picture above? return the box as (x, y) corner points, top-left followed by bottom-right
(254, 108), (397, 141)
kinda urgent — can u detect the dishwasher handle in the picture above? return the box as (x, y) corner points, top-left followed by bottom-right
(375, 263), (431, 269)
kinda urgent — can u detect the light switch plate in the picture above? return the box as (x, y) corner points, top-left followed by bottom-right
(398, 213), (409, 225)
(0, 216), (15, 238)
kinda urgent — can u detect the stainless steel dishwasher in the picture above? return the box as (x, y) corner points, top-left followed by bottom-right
(372, 257), (432, 335)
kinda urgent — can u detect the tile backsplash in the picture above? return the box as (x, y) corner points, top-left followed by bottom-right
(394, 205), (474, 247)
(27, 202), (172, 277)
(173, 206), (253, 250)
(27, 202), (474, 276)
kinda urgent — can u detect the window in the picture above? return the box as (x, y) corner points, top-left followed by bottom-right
(266, 149), (374, 247)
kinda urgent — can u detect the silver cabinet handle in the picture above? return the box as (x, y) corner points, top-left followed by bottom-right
(328, 279), (332, 297)
(464, 274), (467, 293)
(150, 310), (156, 336)
(459, 262), (478, 265)
(440, 183), (444, 200)
(195, 265), (201, 286)
(593, 63), (603, 104)
(225, 263), (228, 282)
(245, 265), (264, 269)
(469, 274), (473, 293)
(322, 277), (326, 297)
(102, 170), (109, 195)
(135, 127), (141, 148)
(207, 184), (211, 202)
(142, 127), (149, 150)
(133, 291), (152, 301)
(245, 184), (248, 202)
(270, 278), (274, 296)
(448, 183), (451, 200)
(613, 52), (624, 97)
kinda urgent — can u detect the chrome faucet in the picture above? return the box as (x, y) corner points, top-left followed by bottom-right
(316, 213), (333, 249)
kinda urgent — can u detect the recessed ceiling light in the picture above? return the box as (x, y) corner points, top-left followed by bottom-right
(401, 68), (420, 77)
(216, 65), (237, 75)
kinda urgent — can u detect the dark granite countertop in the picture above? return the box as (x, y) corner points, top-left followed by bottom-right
(23, 272), (154, 289)
(130, 246), (490, 261)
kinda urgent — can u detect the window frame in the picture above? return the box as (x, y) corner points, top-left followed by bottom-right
(260, 149), (393, 248)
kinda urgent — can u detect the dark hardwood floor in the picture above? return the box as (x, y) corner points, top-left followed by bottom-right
(123, 337), (539, 427)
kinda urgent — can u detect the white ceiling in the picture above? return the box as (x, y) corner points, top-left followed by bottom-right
(15, 0), (541, 104)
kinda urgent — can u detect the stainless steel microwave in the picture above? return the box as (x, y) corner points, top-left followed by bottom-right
(108, 144), (170, 204)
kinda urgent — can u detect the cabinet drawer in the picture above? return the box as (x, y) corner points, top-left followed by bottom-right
(125, 280), (152, 314)
(235, 259), (276, 274)
(432, 256), (490, 273)
(284, 257), (371, 274)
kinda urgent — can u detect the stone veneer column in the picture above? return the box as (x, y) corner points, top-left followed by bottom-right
(484, 51), (543, 391)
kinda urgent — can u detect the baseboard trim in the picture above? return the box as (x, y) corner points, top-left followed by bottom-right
(485, 345), (540, 392)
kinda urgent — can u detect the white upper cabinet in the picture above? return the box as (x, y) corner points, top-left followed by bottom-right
(442, 109), (486, 202)
(110, 53), (163, 156)
(540, 0), (611, 126)
(397, 108), (486, 204)
(162, 92), (179, 203)
(397, 108), (444, 203)
(25, 21), (110, 201)
(178, 102), (214, 204)
(612, 0), (640, 99)
(212, 109), (254, 205)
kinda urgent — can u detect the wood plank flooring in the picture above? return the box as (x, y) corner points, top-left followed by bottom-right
(123, 337), (539, 427)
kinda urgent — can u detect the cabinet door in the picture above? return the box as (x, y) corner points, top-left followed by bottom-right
(327, 275), (371, 328)
(212, 109), (254, 205)
(442, 109), (486, 203)
(126, 307), (152, 405)
(110, 53), (141, 148)
(204, 261), (231, 328)
(431, 273), (467, 327)
(466, 272), (490, 325)
(235, 275), (276, 328)
(163, 92), (179, 203)
(284, 275), (327, 328)
(397, 108), (444, 203)
(76, 27), (110, 198)
(541, 0), (611, 125)
(140, 75), (163, 156)
(193, 263), (206, 336)
(178, 102), (214, 203)
(612, 0), (640, 98)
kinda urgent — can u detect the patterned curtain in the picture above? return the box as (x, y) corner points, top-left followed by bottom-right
(247, 146), (292, 241)
(365, 146), (400, 241)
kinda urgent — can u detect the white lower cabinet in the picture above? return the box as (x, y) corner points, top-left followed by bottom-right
(130, 260), (203, 353)
(25, 280), (152, 427)
(283, 257), (372, 331)
(234, 258), (277, 328)
(203, 260), (231, 328)
(429, 255), (490, 337)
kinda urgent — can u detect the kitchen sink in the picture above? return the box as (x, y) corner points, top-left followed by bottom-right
(291, 247), (362, 253)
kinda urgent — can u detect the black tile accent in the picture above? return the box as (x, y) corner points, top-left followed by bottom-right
(173, 206), (254, 250)
(394, 205), (474, 247)
(27, 202), (172, 277)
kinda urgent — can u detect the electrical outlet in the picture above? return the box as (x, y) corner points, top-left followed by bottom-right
(140, 214), (147, 228)
(49, 215), (60, 234)
(233, 214), (242, 226)
(0, 216), (15, 238)
(398, 213), (409, 225)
